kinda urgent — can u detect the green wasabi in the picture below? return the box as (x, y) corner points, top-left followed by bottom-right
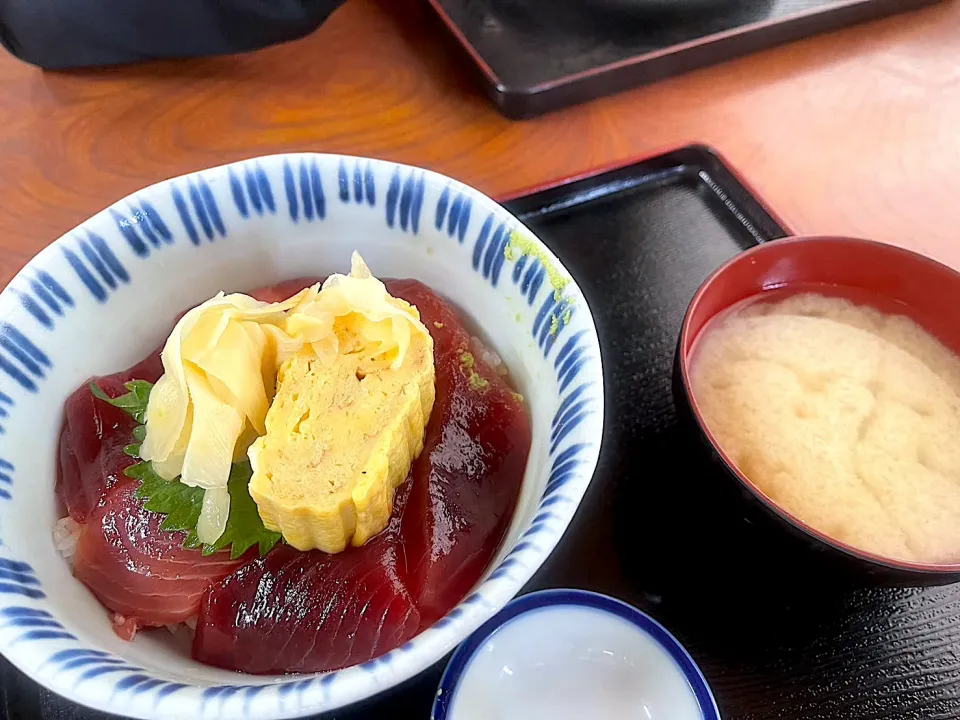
(469, 372), (489, 391)
(549, 314), (560, 337)
(460, 351), (487, 389)
(505, 230), (570, 301)
(507, 230), (576, 337)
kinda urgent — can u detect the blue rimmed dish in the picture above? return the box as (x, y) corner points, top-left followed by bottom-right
(432, 589), (720, 720)
(0, 154), (604, 718)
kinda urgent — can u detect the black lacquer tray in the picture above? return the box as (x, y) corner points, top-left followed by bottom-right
(427, 0), (944, 118)
(7, 146), (960, 719)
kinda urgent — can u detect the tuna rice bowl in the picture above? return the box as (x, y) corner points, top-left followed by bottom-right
(53, 253), (532, 674)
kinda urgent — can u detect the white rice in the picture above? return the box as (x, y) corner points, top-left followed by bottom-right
(166, 616), (197, 637)
(53, 516), (82, 565)
(470, 336), (508, 377)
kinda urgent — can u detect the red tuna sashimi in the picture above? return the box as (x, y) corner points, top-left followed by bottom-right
(193, 483), (418, 674)
(387, 280), (532, 627)
(56, 353), (163, 522)
(74, 482), (248, 639)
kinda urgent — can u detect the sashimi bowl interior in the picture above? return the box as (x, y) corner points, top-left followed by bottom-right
(0, 154), (603, 719)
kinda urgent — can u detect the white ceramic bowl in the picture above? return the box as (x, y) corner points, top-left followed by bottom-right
(0, 154), (603, 718)
(432, 590), (719, 720)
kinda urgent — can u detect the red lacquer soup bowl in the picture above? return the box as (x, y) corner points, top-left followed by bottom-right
(674, 236), (960, 585)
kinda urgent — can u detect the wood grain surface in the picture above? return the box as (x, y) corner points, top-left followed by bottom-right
(0, 0), (956, 287)
(0, 1), (959, 719)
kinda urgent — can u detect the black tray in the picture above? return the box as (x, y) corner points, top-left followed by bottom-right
(427, 0), (944, 118)
(7, 146), (960, 719)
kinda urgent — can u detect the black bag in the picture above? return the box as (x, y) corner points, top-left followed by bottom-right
(0, 0), (347, 70)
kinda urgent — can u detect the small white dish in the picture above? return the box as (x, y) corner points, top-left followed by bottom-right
(432, 589), (720, 720)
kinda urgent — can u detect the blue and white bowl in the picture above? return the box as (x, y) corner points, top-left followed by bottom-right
(433, 590), (720, 720)
(0, 155), (604, 718)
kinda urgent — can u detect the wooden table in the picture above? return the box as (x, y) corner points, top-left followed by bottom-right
(0, 0), (957, 289)
(1, 1), (959, 718)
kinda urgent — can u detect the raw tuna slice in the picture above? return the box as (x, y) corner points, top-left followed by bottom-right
(74, 482), (248, 640)
(388, 280), (531, 627)
(56, 353), (163, 522)
(193, 483), (418, 674)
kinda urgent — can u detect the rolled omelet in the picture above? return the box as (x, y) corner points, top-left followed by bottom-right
(248, 260), (436, 553)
